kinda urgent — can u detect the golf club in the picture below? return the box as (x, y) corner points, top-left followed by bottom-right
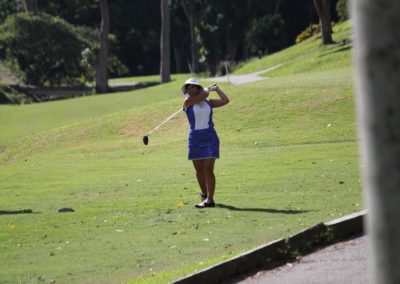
(142, 83), (217, 145)
(142, 107), (183, 145)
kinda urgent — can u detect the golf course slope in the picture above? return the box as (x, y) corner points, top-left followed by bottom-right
(0, 21), (362, 284)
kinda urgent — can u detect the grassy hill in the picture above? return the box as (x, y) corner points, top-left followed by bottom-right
(233, 21), (352, 76)
(0, 21), (362, 284)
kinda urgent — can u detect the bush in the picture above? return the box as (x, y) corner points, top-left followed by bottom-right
(246, 14), (287, 55)
(0, 13), (94, 86)
(108, 55), (129, 77)
(0, 0), (23, 24)
(295, 24), (321, 44)
(336, 0), (348, 21)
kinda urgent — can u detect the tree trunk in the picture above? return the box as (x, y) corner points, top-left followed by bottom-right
(95, 0), (110, 94)
(21, 0), (38, 12)
(225, 30), (238, 62)
(182, 0), (199, 73)
(207, 51), (216, 77)
(174, 47), (183, 74)
(160, 0), (171, 83)
(352, 0), (400, 283)
(274, 0), (282, 15)
(313, 0), (334, 44)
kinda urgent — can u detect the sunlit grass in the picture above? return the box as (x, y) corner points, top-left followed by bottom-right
(233, 20), (352, 75)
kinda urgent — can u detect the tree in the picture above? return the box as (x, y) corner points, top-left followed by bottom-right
(170, 0), (188, 74)
(95, 0), (110, 93)
(0, 1), (23, 24)
(4, 0), (332, 78)
(313, 0), (334, 44)
(246, 14), (287, 55)
(336, 0), (348, 21)
(160, 0), (171, 83)
(21, 0), (38, 13)
(0, 13), (92, 86)
(352, 0), (400, 283)
(220, 1), (249, 62)
(181, 0), (199, 73)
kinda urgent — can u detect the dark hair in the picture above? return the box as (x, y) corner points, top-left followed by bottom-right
(185, 84), (200, 91)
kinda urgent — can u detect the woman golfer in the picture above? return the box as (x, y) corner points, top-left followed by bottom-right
(182, 78), (230, 208)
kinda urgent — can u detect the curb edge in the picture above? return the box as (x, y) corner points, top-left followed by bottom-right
(172, 210), (367, 284)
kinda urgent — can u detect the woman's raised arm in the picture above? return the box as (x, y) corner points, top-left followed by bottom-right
(183, 89), (210, 109)
(209, 87), (229, 108)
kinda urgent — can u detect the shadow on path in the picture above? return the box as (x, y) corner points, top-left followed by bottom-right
(217, 203), (310, 214)
(0, 209), (34, 215)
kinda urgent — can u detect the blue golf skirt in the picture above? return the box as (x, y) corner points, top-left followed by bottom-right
(188, 128), (220, 160)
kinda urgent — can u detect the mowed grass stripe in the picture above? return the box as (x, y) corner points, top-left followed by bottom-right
(0, 142), (360, 283)
(0, 74), (190, 145)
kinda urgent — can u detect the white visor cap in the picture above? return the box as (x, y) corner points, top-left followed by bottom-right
(181, 78), (203, 95)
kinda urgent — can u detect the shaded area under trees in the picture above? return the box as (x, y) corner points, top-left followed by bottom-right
(0, 0), (343, 87)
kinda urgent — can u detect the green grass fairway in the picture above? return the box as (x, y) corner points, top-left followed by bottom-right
(0, 21), (362, 283)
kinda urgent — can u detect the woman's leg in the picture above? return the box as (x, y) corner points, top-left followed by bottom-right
(192, 159), (207, 198)
(203, 158), (216, 201)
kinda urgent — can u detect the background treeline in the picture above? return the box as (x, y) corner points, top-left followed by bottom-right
(0, 0), (347, 86)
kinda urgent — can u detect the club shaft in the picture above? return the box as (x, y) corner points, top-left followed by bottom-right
(146, 107), (183, 136)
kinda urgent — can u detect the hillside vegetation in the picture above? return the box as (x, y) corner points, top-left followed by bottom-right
(0, 21), (362, 284)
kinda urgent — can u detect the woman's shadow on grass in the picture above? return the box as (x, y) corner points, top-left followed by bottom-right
(216, 203), (310, 214)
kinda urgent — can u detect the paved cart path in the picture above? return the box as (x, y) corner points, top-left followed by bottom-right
(204, 64), (284, 85)
(232, 235), (368, 284)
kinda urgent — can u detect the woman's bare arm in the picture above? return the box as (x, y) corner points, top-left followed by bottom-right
(183, 89), (209, 109)
(209, 87), (229, 108)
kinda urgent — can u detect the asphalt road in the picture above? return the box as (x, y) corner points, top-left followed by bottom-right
(232, 235), (368, 284)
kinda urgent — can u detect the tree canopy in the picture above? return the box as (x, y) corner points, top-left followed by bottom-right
(0, 0), (342, 83)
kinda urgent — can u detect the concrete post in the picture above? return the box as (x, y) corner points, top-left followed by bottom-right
(352, 0), (400, 283)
